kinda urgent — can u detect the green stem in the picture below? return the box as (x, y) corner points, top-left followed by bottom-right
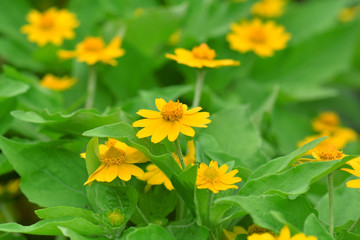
(192, 69), (206, 107)
(328, 172), (334, 236)
(175, 138), (186, 169)
(135, 205), (149, 224)
(85, 66), (97, 109)
(207, 191), (214, 227)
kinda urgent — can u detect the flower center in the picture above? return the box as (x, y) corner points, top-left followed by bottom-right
(192, 43), (216, 60)
(315, 150), (343, 161)
(203, 167), (219, 181)
(40, 13), (54, 29)
(249, 28), (267, 44)
(83, 38), (105, 51)
(101, 146), (127, 165)
(161, 101), (184, 121)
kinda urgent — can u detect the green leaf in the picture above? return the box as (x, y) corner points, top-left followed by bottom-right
(167, 220), (209, 240)
(0, 233), (26, 240)
(0, 154), (13, 176)
(59, 227), (109, 240)
(0, 77), (29, 99)
(84, 137), (100, 175)
(0, 98), (16, 135)
(121, 224), (174, 240)
(304, 214), (334, 240)
(217, 195), (316, 232)
(337, 230), (360, 240)
(0, 137), (89, 208)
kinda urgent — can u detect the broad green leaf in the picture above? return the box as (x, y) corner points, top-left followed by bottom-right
(167, 220), (209, 240)
(59, 227), (109, 240)
(121, 224), (174, 240)
(337, 230), (360, 240)
(217, 195), (316, 232)
(0, 154), (13, 176)
(0, 137), (89, 208)
(0, 98), (16, 135)
(304, 214), (334, 240)
(0, 233), (26, 240)
(0, 77), (29, 99)
(84, 137), (100, 175)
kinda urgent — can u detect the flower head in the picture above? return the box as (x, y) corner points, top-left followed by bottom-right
(311, 139), (345, 161)
(251, 0), (286, 18)
(40, 74), (76, 91)
(311, 112), (340, 133)
(341, 157), (360, 189)
(248, 225), (317, 240)
(338, 6), (360, 23)
(106, 209), (124, 227)
(84, 138), (148, 185)
(58, 36), (125, 66)
(196, 160), (241, 194)
(138, 141), (196, 191)
(165, 43), (240, 68)
(21, 7), (79, 46)
(227, 18), (291, 57)
(132, 98), (211, 143)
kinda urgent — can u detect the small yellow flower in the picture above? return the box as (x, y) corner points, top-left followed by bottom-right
(165, 43), (240, 68)
(132, 98), (211, 143)
(223, 226), (247, 240)
(251, 0), (286, 18)
(138, 141), (196, 191)
(58, 36), (125, 66)
(311, 112), (340, 133)
(21, 7), (79, 46)
(40, 74), (76, 91)
(248, 225), (317, 240)
(227, 18), (291, 57)
(106, 209), (124, 227)
(196, 160), (241, 194)
(84, 138), (149, 185)
(311, 139), (345, 161)
(338, 6), (360, 23)
(341, 157), (360, 189)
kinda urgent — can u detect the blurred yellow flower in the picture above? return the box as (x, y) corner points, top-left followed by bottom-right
(196, 160), (241, 194)
(341, 157), (360, 189)
(138, 141), (196, 191)
(338, 6), (360, 23)
(223, 226), (247, 240)
(21, 7), (79, 46)
(40, 74), (76, 91)
(168, 29), (181, 46)
(165, 43), (240, 68)
(311, 112), (340, 133)
(330, 127), (358, 149)
(227, 18), (291, 57)
(248, 225), (317, 240)
(311, 139), (345, 162)
(84, 138), (149, 185)
(251, 0), (286, 18)
(58, 36), (125, 66)
(132, 98), (211, 143)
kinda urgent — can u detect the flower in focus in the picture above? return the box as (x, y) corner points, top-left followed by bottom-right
(21, 7), (79, 46)
(341, 157), (360, 189)
(338, 6), (360, 23)
(40, 74), (76, 91)
(138, 141), (196, 191)
(84, 138), (149, 185)
(248, 225), (317, 240)
(251, 0), (286, 18)
(58, 36), (125, 66)
(223, 226), (247, 240)
(165, 43), (240, 68)
(196, 160), (241, 194)
(227, 18), (291, 57)
(311, 139), (345, 162)
(132, 98), (211, 143)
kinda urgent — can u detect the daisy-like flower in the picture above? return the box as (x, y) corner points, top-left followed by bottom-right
(227, 18), (291, 57)
(165, 43), (240, 68)
(132, 98), (211, 143)
(251, 0), (286, 18)
(58, 36), (125, 66)
(341, 157), (360, 189)
(138, 141), (196, 191)
(21, 7), (79, 46)
(248, 225), (317, 240)
(311, 112), (340, 133)
(84, 138), (149, 185)
(40, 74), (76, 91)
(196, 160), (241, 194)
(311, 139), (345, 162)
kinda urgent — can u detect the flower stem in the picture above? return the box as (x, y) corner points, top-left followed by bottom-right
(328, 172), (334, 236)
(192, 69), (206, 107)
(85, 65), (97, 109)
(174, 138), (186, 169)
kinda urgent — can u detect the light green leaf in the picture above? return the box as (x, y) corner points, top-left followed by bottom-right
(84, 137), (100, 175)
(59, 227), (109, 240)
(304, 214), (334, 240)
(121, 224), (174, 240)
(0, 77), (29, 98)
(167, 220), (209, 240)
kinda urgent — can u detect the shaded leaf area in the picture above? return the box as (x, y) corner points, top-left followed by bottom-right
(0, 154), (13, 176)
(0, 137), (89, 208)
(167, 220), (209, 240)
(121, 223), (174, 240)
(217, 195), (316, 233)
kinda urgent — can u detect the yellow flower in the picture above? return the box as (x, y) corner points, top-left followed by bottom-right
(330, 127), (358, 149)
(138, 141), (196, 191)
(84, 138), (149, 185)
(40, 74), (76, 91)
(338, 6), (360, 23)
(223, 226), (247, 240)
(165, 43), (240, 68)
(227, 18), (291, 57)
(196, 160), (241, 194)
(311, 112), (340, 133)
(251, 0), (286, 18)
(58, 36), (125, 66)
(21, 7), (79, 46)
(341, 157), (360, 189)
(168, 29), (181, 46)
(248, 225), (317, 240)
(106, 209), (124, 227)
(311, 139), (345, 161)
(132, 98), (211, 143)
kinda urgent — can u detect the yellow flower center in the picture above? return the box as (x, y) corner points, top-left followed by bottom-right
(101, 146), (127, 165)
(161, 101), (184, 121)
(203, 167), (219, 181)
(314, 150), (343, 161)
(107, 209), (124, 227)
(192, 43), (216, 60)
(249, 28), (267, 44)
(83, 38), (105, 51)
(40, 13), (54, 29)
